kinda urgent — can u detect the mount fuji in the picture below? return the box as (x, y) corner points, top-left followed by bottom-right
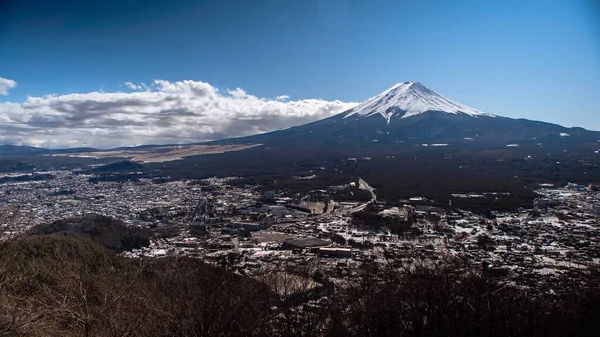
(344, 81), (494, 123)
(227, 81), (598, 148)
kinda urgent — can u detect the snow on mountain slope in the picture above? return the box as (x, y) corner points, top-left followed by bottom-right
(344, 81), (494, 123)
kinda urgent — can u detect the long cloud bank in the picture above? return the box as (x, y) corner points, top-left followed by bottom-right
(0, 79), (358, 149)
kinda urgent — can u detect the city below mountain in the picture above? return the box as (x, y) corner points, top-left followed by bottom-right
(3, 2), (600, 335)
(0, 81), (598, 212)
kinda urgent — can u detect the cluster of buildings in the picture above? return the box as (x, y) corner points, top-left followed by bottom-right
(0, 171), (258, 233)
(0, 169), (598, 291)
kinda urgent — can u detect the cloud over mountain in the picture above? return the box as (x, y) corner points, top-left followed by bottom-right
(0, 79), (357, 149)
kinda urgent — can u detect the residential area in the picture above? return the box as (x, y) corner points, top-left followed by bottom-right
(1, 169), (598, 292)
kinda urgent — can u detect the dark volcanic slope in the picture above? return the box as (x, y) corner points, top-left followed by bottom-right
(220, 110), (598, 149)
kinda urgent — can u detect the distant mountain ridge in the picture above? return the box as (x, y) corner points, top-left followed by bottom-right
(0, 144), (98, 156)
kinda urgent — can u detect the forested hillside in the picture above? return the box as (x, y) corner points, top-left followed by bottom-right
(0, 216), (598, 336)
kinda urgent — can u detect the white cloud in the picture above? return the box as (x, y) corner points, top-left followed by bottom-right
(123, 81), (139, 90)
(276, 95), (290, 101)
(0, 79), (358, 149)
(0, 77), (17, 95)
(123, 81), (148, 91)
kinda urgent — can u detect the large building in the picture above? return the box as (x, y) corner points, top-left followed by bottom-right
(228, 222), (261, 232)
(281, 237), (330, 250)
(317, 247), (352, 258)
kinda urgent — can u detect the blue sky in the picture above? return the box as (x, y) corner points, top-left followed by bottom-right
(0, 0), (599, 147)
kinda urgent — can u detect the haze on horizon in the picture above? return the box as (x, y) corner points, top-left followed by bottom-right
(0, 0), (599, 148)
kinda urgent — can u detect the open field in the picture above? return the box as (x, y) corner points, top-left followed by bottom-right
(50, 144), (261, 163)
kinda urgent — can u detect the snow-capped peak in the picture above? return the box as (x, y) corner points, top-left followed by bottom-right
(345, 81), (494, 123)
